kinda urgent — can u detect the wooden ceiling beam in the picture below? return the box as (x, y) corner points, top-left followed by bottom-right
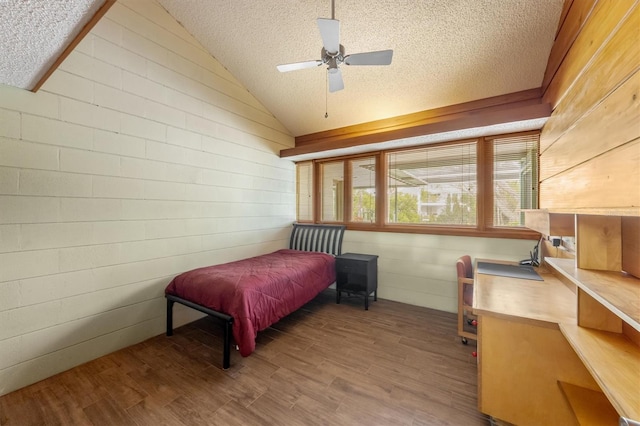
(31, 0), (116, 93)
(280, 88), (550, 158)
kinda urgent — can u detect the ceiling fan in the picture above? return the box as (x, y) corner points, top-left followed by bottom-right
(276, 0), (393, 93)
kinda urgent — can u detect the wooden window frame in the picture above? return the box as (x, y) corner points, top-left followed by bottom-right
(299, 131), (541, 240)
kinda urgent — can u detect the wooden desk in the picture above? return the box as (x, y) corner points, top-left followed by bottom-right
(473, 261), (576, 324)
(473, 260), (617, 426)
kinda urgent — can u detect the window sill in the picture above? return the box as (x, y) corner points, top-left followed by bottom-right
(329, 222), (540, 240)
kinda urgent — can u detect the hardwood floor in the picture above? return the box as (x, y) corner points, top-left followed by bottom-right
(0, 290), (488, 425)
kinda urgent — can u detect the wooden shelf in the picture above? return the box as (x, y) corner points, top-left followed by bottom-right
(518, 209), (640, 424)
(523, 209), (575, 236)
(558, 381), (619, 425)
(559, 323), (640, 420)
(546, 257), (640, 332)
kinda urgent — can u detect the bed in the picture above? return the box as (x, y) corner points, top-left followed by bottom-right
(165, 223), (346, 369)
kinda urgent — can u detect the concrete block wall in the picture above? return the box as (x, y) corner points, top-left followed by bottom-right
(342, 231), (534, 312)
(0, 0), (295, 395)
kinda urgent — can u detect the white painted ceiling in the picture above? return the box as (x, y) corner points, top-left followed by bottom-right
(156, 0), (564, 137)
(0, 0), (563, 139)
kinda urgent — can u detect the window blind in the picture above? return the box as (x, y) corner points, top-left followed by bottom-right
(350, 156), (376, 223)
(491, 134), (539, 227)
(387, 141), (477, 225)
(296, 162), (313, 221)
(320, 161), (344, 222)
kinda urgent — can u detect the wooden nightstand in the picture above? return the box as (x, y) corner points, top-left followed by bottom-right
(336, 253), (378, 310)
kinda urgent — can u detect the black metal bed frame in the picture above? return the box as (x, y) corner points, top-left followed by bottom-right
(165, 223), (346, 369)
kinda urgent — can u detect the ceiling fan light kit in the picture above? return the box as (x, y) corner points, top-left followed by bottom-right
(276, 1), (393, 93)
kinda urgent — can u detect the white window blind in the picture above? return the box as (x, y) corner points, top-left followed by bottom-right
(350, 156), (376, 223)
(320, 161), (344, 222)
(491, 134), (539, 227)
(387, 142), (477, 225)
(296, 162), (313, 221)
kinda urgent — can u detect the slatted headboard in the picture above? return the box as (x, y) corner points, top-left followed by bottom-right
(289, 223), (346, 256)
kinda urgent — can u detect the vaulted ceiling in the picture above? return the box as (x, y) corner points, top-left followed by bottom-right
(1, 0), (564, 139)
(155, 0), (564, 137)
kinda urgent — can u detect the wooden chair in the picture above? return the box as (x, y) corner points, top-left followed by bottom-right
(456, 255), (477, 344)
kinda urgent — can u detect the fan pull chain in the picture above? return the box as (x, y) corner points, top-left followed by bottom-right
(325, 70), (329, 118)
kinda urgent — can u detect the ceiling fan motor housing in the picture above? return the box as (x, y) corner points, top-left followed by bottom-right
(322, 45), (345, 71)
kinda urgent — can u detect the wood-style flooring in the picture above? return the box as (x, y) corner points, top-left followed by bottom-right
(0, 290), (488, 425)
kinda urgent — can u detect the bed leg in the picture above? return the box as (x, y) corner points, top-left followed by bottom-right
(222, 319), (232, 370)
(166, 298), (175, 336)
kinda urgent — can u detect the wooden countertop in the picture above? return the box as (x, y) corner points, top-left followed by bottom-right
(472, 259), (577, 326)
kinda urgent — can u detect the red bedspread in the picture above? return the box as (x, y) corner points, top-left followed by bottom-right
(165, 249), (336, 357)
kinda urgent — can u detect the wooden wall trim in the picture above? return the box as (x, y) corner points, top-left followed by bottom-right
(296, 88), (541, 145)
(543, 2), (638, 109)
(541, 0), (597, 95)
(540, 70), (639, 182)
(540, 139), (640, 210)
(555, 0), (575, 39)
(31, 0), (117, 93)
(539, 0), (639, 213)
(541, 2), (639, 153)
(281, 88), (549, 158)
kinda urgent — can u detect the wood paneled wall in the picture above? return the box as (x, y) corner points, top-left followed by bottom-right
(539, 1), (639, 210)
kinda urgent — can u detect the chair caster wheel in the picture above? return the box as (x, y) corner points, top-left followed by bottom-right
(461, 337), (468, 345)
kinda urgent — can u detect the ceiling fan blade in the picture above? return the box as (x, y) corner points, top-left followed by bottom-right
(317, 18), (340, 54)
(328, 68), (344, 92)
(344, 49), (393, 66)
(276, 60), (323, 72)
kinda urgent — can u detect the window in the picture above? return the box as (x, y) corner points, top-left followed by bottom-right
(296, 131), (539, 238)
(387, 142), (477, 226)
(320, 161), (344, 222)
(490, 134), (538, 227)
(296, 162), (313, 221)
(350, 156), (376, 223)
(316, 157), (378, 223)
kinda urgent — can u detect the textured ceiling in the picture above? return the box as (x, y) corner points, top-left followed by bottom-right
(0, 0), (105, 90)
(157, 0), (564, 137)
(0, 0), (563, 139)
